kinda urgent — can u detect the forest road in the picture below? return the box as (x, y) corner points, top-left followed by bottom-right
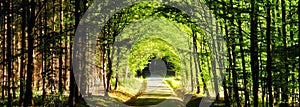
(127, 77), (185, 107)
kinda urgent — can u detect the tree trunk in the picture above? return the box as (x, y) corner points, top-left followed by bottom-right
(218, 23), (229, 106)
(115, 73), (118, 90)
(266, 0), (273, 106)
(24, 0), (36, 106)
(250, 0), (259, 106)
(69, 0), (80, 105)
(6, 0), (12, 106)
(58, 0), (63, 98)
(19, 0), (27, 106)
(192, 29), (200, 94)
(281, 0), (289, 105)
(41, 0), (48, 103)
(224, 18), (232, 104)
(0, 0), (5, 102)
(289, 1), (295, 105)
(229, 0), (240, 106)
(250, 0), (259, 107)
(298, 0), (300, 105)
(237, 5), (249, 106)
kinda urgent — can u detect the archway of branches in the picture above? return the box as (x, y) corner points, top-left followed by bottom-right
(73, 1), (225, 105)
(99, 2), (217, 96)
(127, 37), (181, 78)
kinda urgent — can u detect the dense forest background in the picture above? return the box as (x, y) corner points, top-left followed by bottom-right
(0, 0), (300, 107)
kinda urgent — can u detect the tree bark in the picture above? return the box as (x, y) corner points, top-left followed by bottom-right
(266, 0), (273, 106)
(6, 0), (12, 106)
(281, 0), (289, 105)
(192, 29), (200, 94)
(19, 0), (27, 106)
(24, 0), (36, 106)
(298, 0), (300, 105)
(59, 0), (63, 98)
(250, 0), (259, 106)
(228, 0), (240, 106)
(237, 4), (249, 106)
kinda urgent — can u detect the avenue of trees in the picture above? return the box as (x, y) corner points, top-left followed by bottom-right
(0, 0), (300, 107)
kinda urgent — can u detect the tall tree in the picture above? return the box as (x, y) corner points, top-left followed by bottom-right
(192, 29), (200, 94)
(19, 0), (28, 106)
(219, 21), (230, 106)
(281, 0), (289, 105)
(58, 0), (64, 98)
(24, 0), (36, 106)
(1, 0), (5, 101)
(237, 3), (249, 106)
(266, 0), (274, 106)
(228, 0), (240, 106)
(250, 0), (259, 106)
(68, 0), (80, 105)
(298, 0), (300, 105)
(224, 16), (233, 104)
(6, 0), (13, 106)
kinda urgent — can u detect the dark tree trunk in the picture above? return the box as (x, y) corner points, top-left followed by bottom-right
(250, 0), (259, 106)
(0, 0), (4, 102)
(266, 0), (273, 106)
(114, 73), (118, 90)
(281, 0), (289, 105)
(289, 1), (296, 105)
(6, 0), (12, 106)
(69, 0), (80, 105)
(192, 29), (200, 94)
(107, 45), (112, 93)
(59, 0), (63, 97)
(24, 0), (36, 106)
(20, 0), (27, 106)
(101, 30), (107, 95)
(237, 5), (249, 106)
(41, 0), (47, 103)
(11, 0), (16, 100)
(106, 30), (116, 93)
(298, 0), (300, 105)
(224, 18), (232, 104)
(229, 0), (240, 106)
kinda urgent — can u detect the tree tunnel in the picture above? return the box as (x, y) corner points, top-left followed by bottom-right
(130, 38), (181, 78)
(111, 17), (195, 87)
(73, 1), (225, 106)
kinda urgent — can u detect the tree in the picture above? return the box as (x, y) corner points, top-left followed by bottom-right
(24, 0), (36, 106)
(19, 0), (27, 106)
(68, 0), (80, 106)
(237, 1), (249, 106)
(266, 0), (273, 106)
(250, 0), (259, 106)
(298, 0), (300, 104)
(280, 0), (290, 105)
(6, 0), (13, 106)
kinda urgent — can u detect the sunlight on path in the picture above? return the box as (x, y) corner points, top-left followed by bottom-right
(127, 77), (185, 107)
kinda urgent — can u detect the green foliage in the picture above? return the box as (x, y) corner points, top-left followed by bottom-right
(129, 38), (181, 73)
